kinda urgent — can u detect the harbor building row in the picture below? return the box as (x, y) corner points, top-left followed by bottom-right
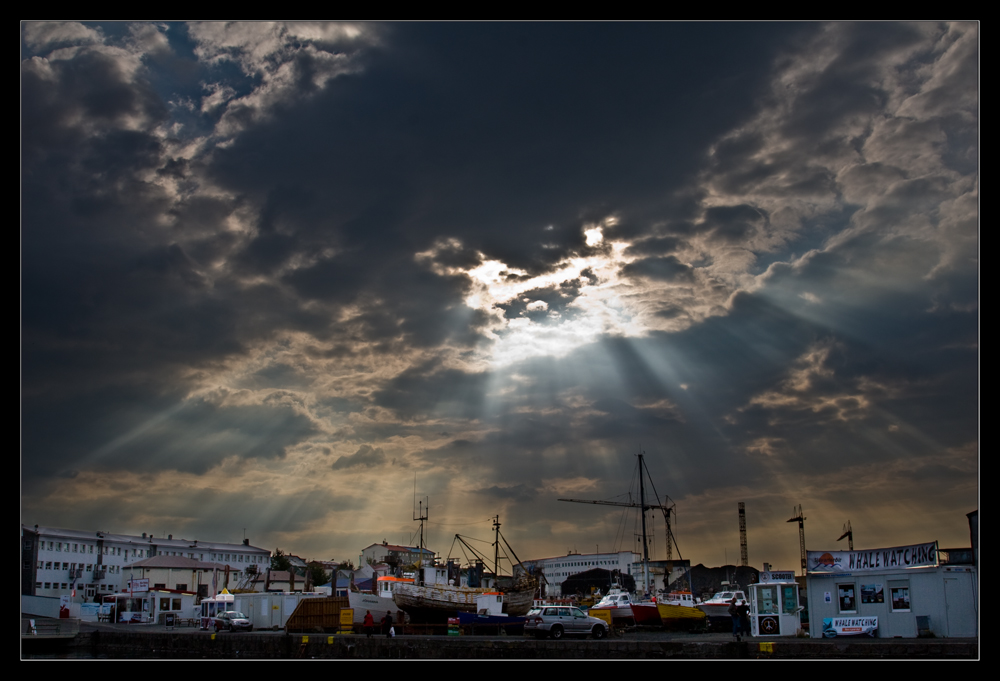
(21, 525), (270, 601)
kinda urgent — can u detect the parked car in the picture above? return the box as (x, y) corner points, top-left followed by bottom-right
(524, 606), (608, 640)
(213, 610), (253, 632)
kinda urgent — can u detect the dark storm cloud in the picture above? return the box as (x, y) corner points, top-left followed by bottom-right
(374, 363), (489, 420)
(621, 255), (695, 282)
(22, 390), (320, 483)
(205, 23), (798, 280)
(702, 204), (767, 243)
(332, 444), (387, 470)
(782, 23), (925, 141)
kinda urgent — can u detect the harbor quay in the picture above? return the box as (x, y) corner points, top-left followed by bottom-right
(23, 621), (978, 660)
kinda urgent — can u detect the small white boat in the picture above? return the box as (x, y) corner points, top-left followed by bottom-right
(697, 589), (747, 620)
(347, 575), (413, 624)
(589, 587), (637, 624)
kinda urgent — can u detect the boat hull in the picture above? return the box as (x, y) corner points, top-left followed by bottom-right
(393, 584), (494, 624)
(501, 588), (535, 617)
(348, 591), (406, 624)
(589, 605), (634, 624)
(631, 603), (662, 626)
(657, 603), (707, 629)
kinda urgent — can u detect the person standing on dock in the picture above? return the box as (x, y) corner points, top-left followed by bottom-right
(737, 600), (751, 639)
(363, 610), (374, 638)
(728, 597), (740, 639)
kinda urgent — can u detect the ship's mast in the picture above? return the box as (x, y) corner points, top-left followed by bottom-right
(638, 452), (650, 596)
(493, 515), (501, 580)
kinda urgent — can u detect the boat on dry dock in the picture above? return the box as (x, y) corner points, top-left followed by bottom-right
(697, 588), (748, 629)
(393, 563), (507, 623)
(589, 586), (639, 625)
(392, 514), (538, 623)
(346, 575), (413, 625)
(656, 590), (706, 628)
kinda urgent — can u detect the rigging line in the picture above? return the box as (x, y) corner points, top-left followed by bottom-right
(426, 519), (495, 528)
(455, 534), (493, 546)
(454, 534), (494, 568)
(613, 503), (629, 553)
(497, 529), (525, 570)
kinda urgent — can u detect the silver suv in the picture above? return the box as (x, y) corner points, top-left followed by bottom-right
(524, 606), (608, 640)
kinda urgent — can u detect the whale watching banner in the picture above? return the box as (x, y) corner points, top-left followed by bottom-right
(807, 542), (938, 573)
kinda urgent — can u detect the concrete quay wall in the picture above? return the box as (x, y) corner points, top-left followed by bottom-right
(62, 631), (978, 659)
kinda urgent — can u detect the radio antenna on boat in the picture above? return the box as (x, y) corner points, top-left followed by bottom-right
(413, 475), (428, 566)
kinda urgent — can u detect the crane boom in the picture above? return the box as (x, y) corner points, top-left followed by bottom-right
(557, 498), (671, 511)
(557, 452), (683, 567)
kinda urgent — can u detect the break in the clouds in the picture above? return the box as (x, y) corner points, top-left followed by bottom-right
(22, 22), (977, 568)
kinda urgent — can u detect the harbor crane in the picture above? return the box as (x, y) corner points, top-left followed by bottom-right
(558, 452), (681, 594)
(837, 520), (854, 551)
(787, 505), (807, 576)
(738, 502), (748, 567)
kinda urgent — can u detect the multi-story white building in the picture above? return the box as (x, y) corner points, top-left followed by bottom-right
(518, 550), (640, 597)
(360, 541), (435, 568)
(21, 525), (270, 602)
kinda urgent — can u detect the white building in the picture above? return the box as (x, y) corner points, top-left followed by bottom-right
(21, 525), (270, 603)
(805, 541), (977, 638)
(519, 550), (639, 597)
(360, 541), (435, 568)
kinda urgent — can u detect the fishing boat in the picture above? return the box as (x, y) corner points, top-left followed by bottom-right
(697, 588), (748, 629)
(656, 591), (706, 628)
(393, 563), (507, 623)
(590, 586), (639, 625)
(631, 600), (663, 626)
(392, 514), (538, 623)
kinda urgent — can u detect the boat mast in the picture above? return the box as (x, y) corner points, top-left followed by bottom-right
(638, 451), (650, 596)
(492, 515), (501, 581)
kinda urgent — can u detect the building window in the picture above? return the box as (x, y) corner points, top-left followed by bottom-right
(63, 562), (69, 570)
(74, 544), (79, 552)
(175, 584), (187, 591)
(35, 582), (42, 590)
(889, 581), (910, 612)
(154, 583), (166, 589)
(44, 582), (51, 589)
(45, 562), (52, 570)
(838, 583), (857, 613)
(860, 583), (884, 604)
(56, 543), (62, 552)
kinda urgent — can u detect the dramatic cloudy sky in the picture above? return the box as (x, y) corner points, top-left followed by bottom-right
(22, 22), (978, 570)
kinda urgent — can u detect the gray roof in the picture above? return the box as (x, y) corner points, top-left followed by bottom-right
(123, 555), (239, 570)
(25, 525), (268, 554)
